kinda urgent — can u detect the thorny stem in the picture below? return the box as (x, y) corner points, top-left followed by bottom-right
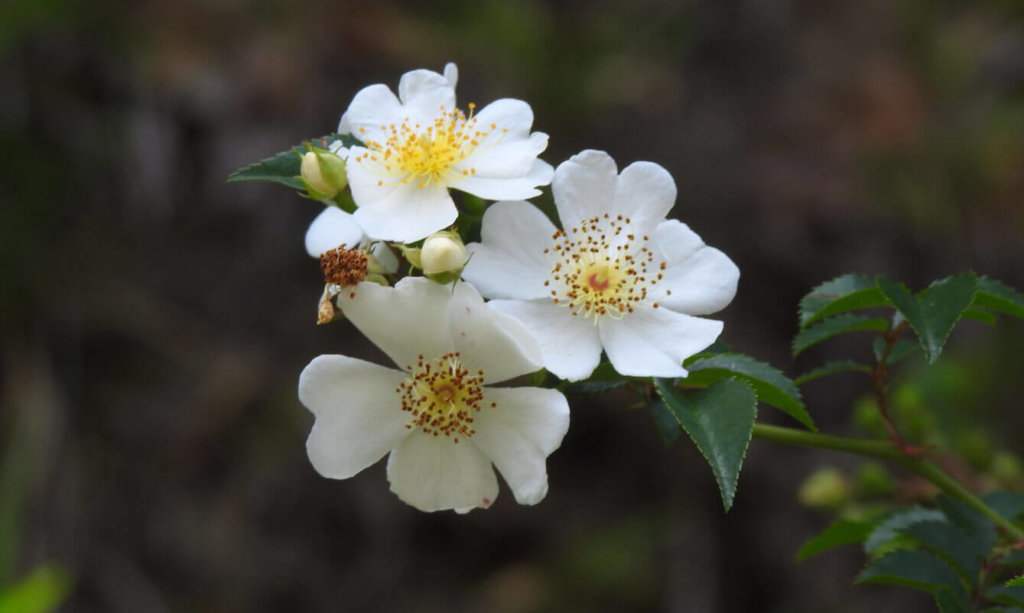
(869, 320), (927, 457)
(752, 424), (1024, 540)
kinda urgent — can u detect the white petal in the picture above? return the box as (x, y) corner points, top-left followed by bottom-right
(474, 387), (570, 505)
(338, 84), (404, 135)
(455, 132), (549, 178)
(338, 278), (454, 370)
(552, 150), (618, 231)
(649, 220), (740, 315)
(299, 355), (410, 480)
(446, 282), (543, 383)
(488, 299), (603, 381)
(304, 207), (365, 257)
(452, 158), (553, 200)
(463, 200), (557, 300)
(443, 62), (459, 88)
(599, 308), (723, 378)
(386, 429), (499, 512)
(612, 161), (676, 237)
(397, 67), (457, 126)
(471, 98), (536, 138)
(347, 153), (457, 242)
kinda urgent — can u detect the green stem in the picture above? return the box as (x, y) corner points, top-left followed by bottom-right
(752, 424), (1024, 540)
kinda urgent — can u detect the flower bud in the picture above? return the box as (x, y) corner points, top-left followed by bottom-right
(797, 468), (850, 511)
(301, 150), (348, 199)
(421, 232), (467, 277)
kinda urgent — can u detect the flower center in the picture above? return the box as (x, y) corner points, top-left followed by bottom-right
(356, 104), (501, 189)
(397, 352), (488, 442)
(544, 214), (666, 321)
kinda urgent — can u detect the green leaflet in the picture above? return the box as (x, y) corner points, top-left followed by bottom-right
(974, 277), (1024, 320)
(645, 399), (681, 447)
(988, 586), (1024, 608)
(901, 520), (982, 583)
(684, 354), (814, 431)
(856, 549), (970, 605)
(795, 360), (871, 386)
(936, 494), (996, 559)
(654, 378), (757, 511)
(876, 274), (978, 364)
(982, 491), (1024, 521)
(864, 507), (945, 552)
(872, 338), (919, 365)
(796, 518), (874, 562)
(227, 133), (364, 189)
(798, 274), (890, 328)
(792, 314), (889, 356)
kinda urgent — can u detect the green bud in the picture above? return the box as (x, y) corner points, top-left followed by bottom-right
(989, 452), (1023, 484)
(853, 461), (894, 498)
(798, 468), (850, 510)
(301, 149), (348, 199)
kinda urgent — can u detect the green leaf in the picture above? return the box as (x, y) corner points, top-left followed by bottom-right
(684, 354), (814, 431)
(645, 400), (681, 447)
(564, 380), (629, 395)
(0, 564), (72, 613)
(654, 378), (757, 511)
(856, 549), (969, 603)
(792, 314), (889, 356)
(962, 308), (998, 325)
(865, 507), (945, 552)
(876, 274), (978, 363)
(989, 586), (1024, 608)
(1009, 577), (1024, 588)
(795, 360), (871, 386)
(872, 338), (920, 365)
(227, 134), (363, 189)
(983, 492), (1024, 521)
(901, 520), (982, 583)
(936, 494), (996, 558)
(935, 590), (973, 613)
(799, 274), (891, 328)
(796, 518), (874, 561)
(974, 277), (1024, 320)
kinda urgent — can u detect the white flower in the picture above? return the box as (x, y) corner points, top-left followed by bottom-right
(338, 63), (554, 242)
(298, 277), (570, 513)
(462, 150), (740, 381)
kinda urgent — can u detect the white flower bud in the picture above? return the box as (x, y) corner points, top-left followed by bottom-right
(421, 232), (467, 277)
(301, 150), (348, 199)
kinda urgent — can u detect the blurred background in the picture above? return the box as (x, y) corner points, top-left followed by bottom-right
(2, 0), (1024, 611)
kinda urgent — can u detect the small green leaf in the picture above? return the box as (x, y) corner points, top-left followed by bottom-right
(974, 277), (1024, 320)
(799, 274), (891, 328)
(1008, 577), (1024, 588)
(901, 520), (981, 583)
(876, 274), (978, 363)
(645, 400), (681, 447)
(961, 308), (998, 325)
(0, 564), (72, 613)
(796, 518), (874, 561)
(982, 492), (1024, 521)
(684, 354), (814, 431)
(795, 360), (871, 386)
(865, 507), (945, 552)
(936, 494), (996, 558)
(654, 378), (757, 511)
(989, 586), (1024, 608)
(792, 314), (889, 356)
(227, 134), (364, 188)
(856, 549), (969, 603)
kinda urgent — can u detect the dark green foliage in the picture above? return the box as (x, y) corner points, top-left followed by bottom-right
(227, 134), (364, 189)
(856, 549), (969, 606)
(795, 360), (871, 386)
(654, 378), (757, 511)
(792, 314), (889, 356)
(799, 274), (889, 328)
(796, 518), (874, 561)
(876, 274), (978, 363)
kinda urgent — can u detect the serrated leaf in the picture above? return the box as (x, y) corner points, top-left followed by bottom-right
(795, 360), (872, 386)
(856, 549), (969, 603)
(877, 274), (978, 363)
(796, 518), (874, 561)
(227, 133), (364, 188)
(983, 492), (1024, 521)
(684, 354), (814, 431)
(865, 507), (945, 552)
(975, 277), (1024, 320)
(792, 314), (889, 356)
(645, 400), (681, 447)
(935, 590), (972, 613)
(799, 274), (891, 328)
(654, 378), (757, 511)
(901, 520), (982, 583)
(989, 586), (1024, 608)
(937, 494), (996, 559)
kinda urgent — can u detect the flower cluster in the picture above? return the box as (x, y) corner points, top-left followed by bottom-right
(291, 63), (739, 512)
